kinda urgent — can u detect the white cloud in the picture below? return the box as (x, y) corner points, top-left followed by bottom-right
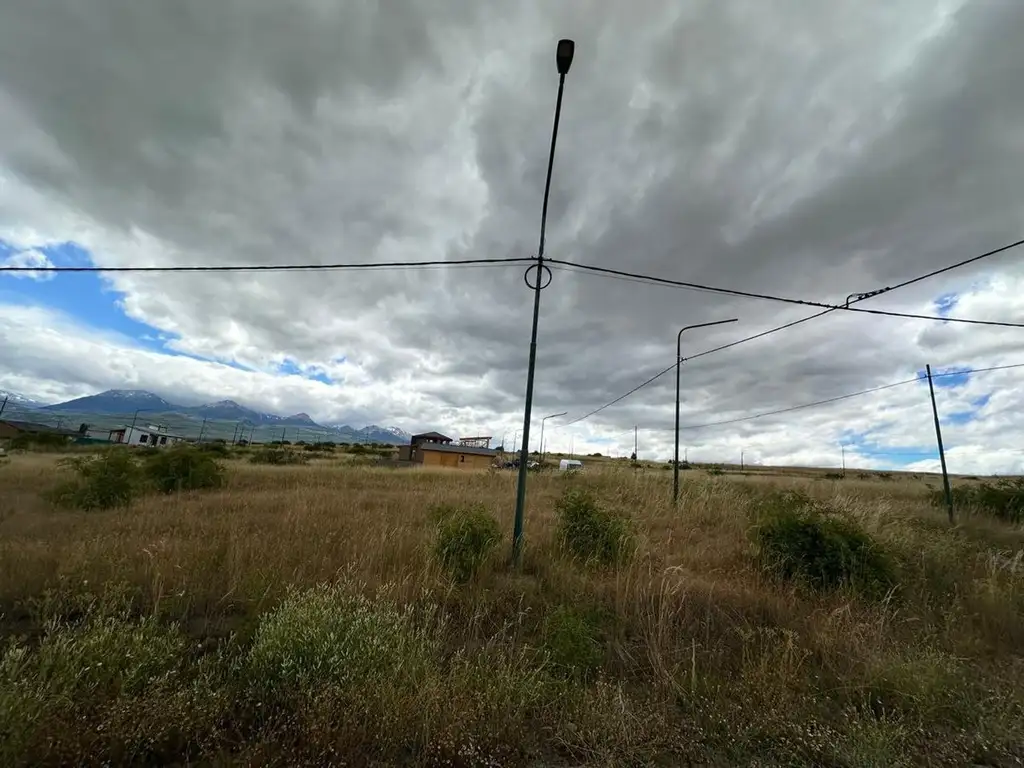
(1, 248), (54, 280)
(1, 0), (1024, 470)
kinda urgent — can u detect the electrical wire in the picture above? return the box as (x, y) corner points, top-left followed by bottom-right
(546, 258), (1024, 328)
(562, 237), (1024, 425)
(0, 256), (535, 274)
(677, 362), (1024, 431)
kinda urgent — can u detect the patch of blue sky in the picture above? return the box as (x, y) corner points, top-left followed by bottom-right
(0, 240), (256, 373)
(841, 430), (936, 467)
(0, 240), (175, 353)
(934, 292), (959, 318)
(276, 358), (334, 384)
(916, 366), (971, 388)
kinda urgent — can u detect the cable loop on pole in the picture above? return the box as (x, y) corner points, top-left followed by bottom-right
(524, 262), (553, 291)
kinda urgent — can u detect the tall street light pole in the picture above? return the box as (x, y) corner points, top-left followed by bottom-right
(539, 411), (567, 463)
(674, 318), (738, 504)
(513, 39), (575, 565)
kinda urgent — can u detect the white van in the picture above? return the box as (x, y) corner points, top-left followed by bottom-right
(559, 459), (583, 472)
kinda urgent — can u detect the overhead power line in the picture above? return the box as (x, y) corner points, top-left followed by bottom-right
(562, 237), (1024, 425)
(0, 256), (534, 274)
(677, 362), (1024, 431)
(546, 258), (1024, 328)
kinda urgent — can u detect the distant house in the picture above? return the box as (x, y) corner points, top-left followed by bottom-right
(108, 424), (187, 448)
(396, 431), (497, 470)
(0, 419), (80, 443)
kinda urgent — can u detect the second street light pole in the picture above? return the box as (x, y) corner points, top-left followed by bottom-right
(513, 39), (575, 566)
(674, 318), (738, 504)
(539, 411), (567, 464)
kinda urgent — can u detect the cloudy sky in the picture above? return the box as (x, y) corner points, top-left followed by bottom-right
(1, 0), (1023, 472)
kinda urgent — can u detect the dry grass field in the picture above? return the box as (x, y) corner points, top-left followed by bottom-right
(1, 449), (1023, 766)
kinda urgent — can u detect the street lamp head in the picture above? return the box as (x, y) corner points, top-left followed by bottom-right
(556, 39), (575, 75)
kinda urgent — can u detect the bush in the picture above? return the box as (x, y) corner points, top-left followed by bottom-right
(433, 505), (502, 583)
(249, 448), (308, 466)
(143, 445), (225, 494)
(706, 465), (724, 476)
(197, 442), (231, 456)
(246, 583), (435, 698)
(48, 450), (142, 510)
(541, 607), (604, 682)
(753, 492), (895, 597)
(9, 432), (72, 452)
(554, 488), (635, 567)
(942, 478), (1024, 524)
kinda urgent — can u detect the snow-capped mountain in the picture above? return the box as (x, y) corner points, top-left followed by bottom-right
(33, 389), (410, 444)
(43, 389), (175, 414)
(0, 389), (47, 409)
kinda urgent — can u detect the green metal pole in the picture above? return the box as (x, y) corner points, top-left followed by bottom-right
(513, 70), (568, 565)
(926, 364), (954, 523)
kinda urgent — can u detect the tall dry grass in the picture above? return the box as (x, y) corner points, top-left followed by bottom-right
(0, 454), (1022, 765)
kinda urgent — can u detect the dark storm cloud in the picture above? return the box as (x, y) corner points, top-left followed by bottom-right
(1, 0), (1022, 451)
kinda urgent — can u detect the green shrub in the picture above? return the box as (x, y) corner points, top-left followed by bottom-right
(433, 505), (502, 583)
(541, 606), (604, 682)
(48, 450), (142, 510)
(143, 445), (225, 494)
(942, 478), (1024, 524)
(554, 488), (635, 567)
(246, 583), (435, 698)
(197, 441), (231, 456)
(753, 492), (895, 597)
(706, 465), (724, 476)
(0, 607), (224, 765)
(9, 432), (72, 452)
(249, 448), (308, 466)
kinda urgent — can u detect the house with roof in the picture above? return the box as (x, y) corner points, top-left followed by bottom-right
(396, 431), (497, 470)
(108, 423), (188, 448)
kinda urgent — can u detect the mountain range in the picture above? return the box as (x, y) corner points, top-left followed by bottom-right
(0, 388), (410, 445)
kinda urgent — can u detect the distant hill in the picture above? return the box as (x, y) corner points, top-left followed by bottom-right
(43, 389), (174, 414)
(0, 390), (47, 410)
(34, 389), (409, 444)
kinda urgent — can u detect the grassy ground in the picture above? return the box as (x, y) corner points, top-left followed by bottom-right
(1, 452), (1022, 766)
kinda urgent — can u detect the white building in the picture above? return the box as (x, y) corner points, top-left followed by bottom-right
(109, 424), (187, 448)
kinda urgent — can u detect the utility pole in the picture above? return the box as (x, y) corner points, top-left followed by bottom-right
(197, 418), (208, 443)
(634, 425), (638, 460)
(926, 364), (954, 523)
(741, 449), (745, 471)
(512, 39), (576, 567)
(841, 445), (846, 478)
(674, 318), (738, 504)
(281, 426), (287, 443)
(0, 395), (7, 418)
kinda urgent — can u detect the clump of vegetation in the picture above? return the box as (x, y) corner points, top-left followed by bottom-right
(248, 448), (308, 466)
(247, 583), (435, 699)
(753, 492), (895, 597)
(143, 445), (225, 494)
(541, 606), (604, 682)
(824, 471), (845, 480)
(196, 441), (231, 456)
(8, 432), (72, 452)
(706, 464), (724, 476)
(433, 504), (502, 583)
(554, 488), (635, 567)
(302, 443), (334, 452)
(942, 478), (1024, 524)
(48, 450), (143, 510)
